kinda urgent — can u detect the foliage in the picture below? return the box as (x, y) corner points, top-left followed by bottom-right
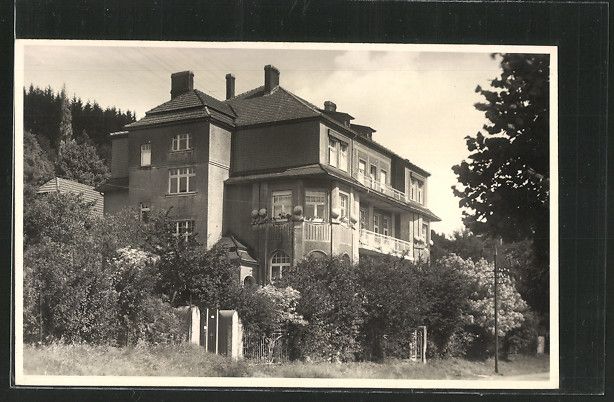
(57, 86), (73, 148)
(154, 241), (239, 310)
(23, 237), (119, 344)
(111, 247), (162, 345)
(502, 240), (549, 323)
(356, 255), (422, 360)
(430, 229), (489, 262)
(23, 192), (96, 246)
(24, 84), (136, 164)
(56, 139), (110, 187)
(236, 285), (306, 337)
(452, 53), (549, 268)
(417, 258), (473, 356)
(23, 130), (54, 198)
(277, 256), (364, 362)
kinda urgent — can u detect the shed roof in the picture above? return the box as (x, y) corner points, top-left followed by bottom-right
(38, 177), (104, 217)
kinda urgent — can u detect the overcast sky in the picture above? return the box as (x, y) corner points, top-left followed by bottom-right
(21, 43), (503, 235)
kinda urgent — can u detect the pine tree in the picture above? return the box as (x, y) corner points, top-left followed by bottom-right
(57, 86), (73, 156)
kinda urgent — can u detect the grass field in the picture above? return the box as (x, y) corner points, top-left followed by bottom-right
(23, 343), (549, 379)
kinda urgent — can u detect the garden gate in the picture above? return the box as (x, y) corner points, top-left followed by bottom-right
(409, 326), (427, 363)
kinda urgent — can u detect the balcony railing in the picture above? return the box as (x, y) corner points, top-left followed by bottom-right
(355, 173), (408, 203)
(359, 228), (413, 259)
(304, 221), (331, 242)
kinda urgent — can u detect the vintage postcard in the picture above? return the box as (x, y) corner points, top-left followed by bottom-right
(13, 40), (558, 389)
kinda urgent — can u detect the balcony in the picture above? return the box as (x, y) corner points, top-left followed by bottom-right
(355, 173), (408, 203)
(359, 229), (413, 260)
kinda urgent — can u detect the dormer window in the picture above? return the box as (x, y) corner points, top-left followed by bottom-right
(171, 133), (192, 151)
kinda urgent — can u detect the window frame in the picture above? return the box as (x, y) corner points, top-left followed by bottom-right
(271, 190), (293, 220)
(168, 167), (196, 194)
(339, 191), (350, 220)
(174, 220), (195, 241)
(327, 134), (349, 172)
(270, 250), (291, 283)
(380, 169), (388, 186)
(304, 190), (328, 221)
(171, 133), (193, 152)
(140, 143), (151, 167)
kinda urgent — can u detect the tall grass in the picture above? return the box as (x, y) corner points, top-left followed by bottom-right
(24, 343), (250, 377)
(24, 343), (548, 379)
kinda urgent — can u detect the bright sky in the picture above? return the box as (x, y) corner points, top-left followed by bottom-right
(21, 43), (502, 235)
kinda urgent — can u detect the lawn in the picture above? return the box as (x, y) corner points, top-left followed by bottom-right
(23, 343), (549, 379)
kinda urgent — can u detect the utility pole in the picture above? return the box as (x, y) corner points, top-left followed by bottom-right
(494, 237), (500, 374)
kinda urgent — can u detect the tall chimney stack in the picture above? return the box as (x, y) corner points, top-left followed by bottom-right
(225, 73), (235, 100)
(264, 65), (280, 94)
(170, 71), (194, 99)
(324, 101), (337, 112)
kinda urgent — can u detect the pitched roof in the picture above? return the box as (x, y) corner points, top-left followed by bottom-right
(217, 235), (258, 265)
(123, 83), (429, 176)
(125, 90), (235, 129)
(38, 177), (104, 217)
(226, 86), (320, 126)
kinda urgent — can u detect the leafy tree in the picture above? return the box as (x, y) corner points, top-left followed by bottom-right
(356, 255), (422, 361)
(24, 84), (136, 164)
(23, 130), (54, 198)
(23, 192), (96, 246)
(452, 53), (549, 264)
(430, 229), (489, 262)
(56, 139), (110, 187)
(277, 256), (364, 362)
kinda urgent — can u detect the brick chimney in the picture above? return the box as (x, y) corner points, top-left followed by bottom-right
(170, 71), (194, 99)
(324, 101), (337, 112)
(225, 73), (235, 100)
(264, 65), (280, 94)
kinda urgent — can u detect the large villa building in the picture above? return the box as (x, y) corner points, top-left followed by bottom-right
(98, 66), (440, 285)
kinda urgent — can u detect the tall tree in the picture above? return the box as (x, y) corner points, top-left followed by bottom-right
(57, 86), (73, 150)
(452, 53), (549, 264)
(23, 131), (55, 199)
(56, 139), (110, 187)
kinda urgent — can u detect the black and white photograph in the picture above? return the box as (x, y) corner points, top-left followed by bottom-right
(13, 40), (558, 389)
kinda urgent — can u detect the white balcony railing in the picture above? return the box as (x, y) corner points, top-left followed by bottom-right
(359, 228), (413, 259)
(355, 173), (408, 203)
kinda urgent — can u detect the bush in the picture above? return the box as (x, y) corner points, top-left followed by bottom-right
(277, 256), (364, 362)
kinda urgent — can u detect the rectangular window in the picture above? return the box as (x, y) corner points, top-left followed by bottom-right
(140, 143), (151, 167)
(380, 170), (387, 185)
(373, 213), (380, 234)
(422, 222), (429, 239)
(171, 133), (192, 151)
(358, 159), (367, 181)
(174, 220), (195, 241)
(339, 192), (349, 219)
(382, 216), (390, 236)
(305, 190), (328, 220)
(328, 137), (338, 166)
(328, 135), (349, 171)
(339, 142), (348, 171)
(168, 167), (195, 194)
(140, 203), (150, 222)
(370, 165), (377, 182)
(417, 180), (424, 204)
(272, 190), (293, 219)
